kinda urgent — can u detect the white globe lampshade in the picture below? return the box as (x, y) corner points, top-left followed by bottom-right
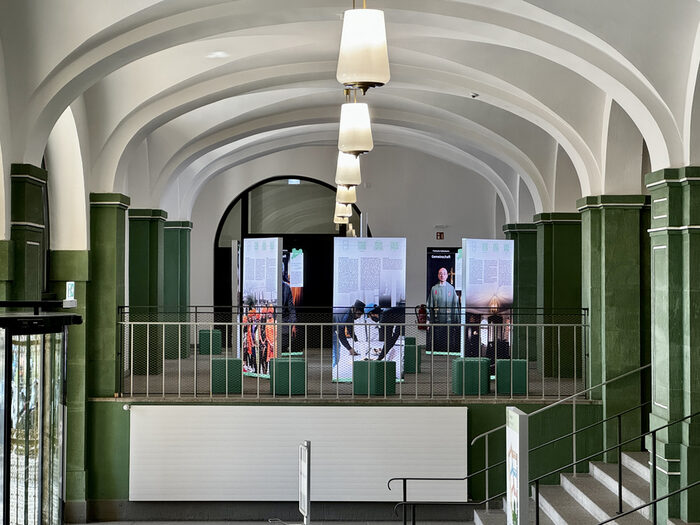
(336, 185), (357, 204)
(335, 202), (352, 218)
(335, 152), (362, 185)
(338, 102), (373, 155)
(336, 9), (390, 90)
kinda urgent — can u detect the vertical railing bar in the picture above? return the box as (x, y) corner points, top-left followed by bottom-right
(430, 327), (434, 399)
(129, 324), (134, 396)
(557, 324), (561, 399)
(485, 436), (490, 511)
(652, 430), (657, 525)
(194, 321), (198, 398)
(225, 323), (229, 399)
(617, 414), (623, 514)
(541, 325), (545, 400)
(526, 324), (530, 400)
(446, 327), (450, 400)
(305, 324), (308, 399)
(162, 324), (166, 398)
(320, 324), (324, 399)
(209, 325), (214, 398)
(178, 324), (182, 398)
(146, 324), (150, 397)
(478, 323), (482, 400)
(402, 479), (407, 525)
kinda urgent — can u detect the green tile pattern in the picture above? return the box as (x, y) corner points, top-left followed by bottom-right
(88, 193), (129, 397)
(504, 223), (537, 360)
(645, 167), (700, 522)
(49, 250), (89, 503)
(578, 195), (650, 458)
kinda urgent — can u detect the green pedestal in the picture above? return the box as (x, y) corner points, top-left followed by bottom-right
(452, 358), (490, 395)
(496, 359), (528, 395)
(270, 358), (306, 395)
(405, 336), (416, 346)
(198, 329), (222, 355)
(353, 360), (396, 396)
(212, 358), (242, 394)
(404, 344), (422, 374)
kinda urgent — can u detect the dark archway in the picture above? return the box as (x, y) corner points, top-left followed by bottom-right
(213, 176), (363, 308)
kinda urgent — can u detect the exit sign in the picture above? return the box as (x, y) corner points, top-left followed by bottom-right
(436, 231), (445, 240)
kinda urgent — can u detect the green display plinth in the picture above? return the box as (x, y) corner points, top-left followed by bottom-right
(353, 360), (396, 396)
(211, 358), (242, 394)
(405, 336), (416, 346)
(452, 358), (490, 395)
(198, 329), (222, 355)
(404, 344), (421, 373)
(269, 358), (306, 395)
(496, 359), (528, 395)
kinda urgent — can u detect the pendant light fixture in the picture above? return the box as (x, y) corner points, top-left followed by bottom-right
(336, 185), (357, 204)
(335, 202), (352, 218)
(338, 89), (373, 155)
(335, 152), (362, 186)
(336, 0), (390, 92)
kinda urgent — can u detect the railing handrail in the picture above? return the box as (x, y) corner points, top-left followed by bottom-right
(387, 401), (650, 490)
(387, 460), (506, 490)
(469, 362), (651, 447)
(118, 320), (588, 328)
(597, 478), (700, 524)
(529, 400), (651, 454)
(531, 409), (700, 484)
(392, 490), (507, 517)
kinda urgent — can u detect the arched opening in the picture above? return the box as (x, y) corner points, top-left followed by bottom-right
(213, 176), (363, 308)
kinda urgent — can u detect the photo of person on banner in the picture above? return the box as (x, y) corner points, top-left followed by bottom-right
(427, 267), (460, 353)
(332, 300), (365, 381)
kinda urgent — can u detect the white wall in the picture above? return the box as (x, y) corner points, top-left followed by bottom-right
(129, 405), (468, 502)
(190, 145), (500, 308)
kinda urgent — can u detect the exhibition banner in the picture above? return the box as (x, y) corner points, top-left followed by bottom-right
(425, 247), (463, 355)
(332, 238), (407, 382)
(462, 238), (514, 311)
(461, 239), (514, 358)
(506, 407), (529, 525)
(425, 247), (462, 298)
(242, 238), (282, 376)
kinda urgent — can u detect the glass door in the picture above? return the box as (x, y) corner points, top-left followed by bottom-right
(40, 332), (63, 525)
(9, 334), (42, 525)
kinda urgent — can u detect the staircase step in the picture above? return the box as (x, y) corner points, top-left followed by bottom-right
(589, 461), (650, 519)
(560, 472), (650, 523)
(668, 519), (700, 525)
(537, 483), (599, 524)
(622, 451), (650, 482)
(473, 500), (555, 525)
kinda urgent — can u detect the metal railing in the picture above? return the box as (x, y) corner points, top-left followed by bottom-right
(469, 363), (650, 506)
(532, 409), (700, 524)
(117, 309), (588, 400)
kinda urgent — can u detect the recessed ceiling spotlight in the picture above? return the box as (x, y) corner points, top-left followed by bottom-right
(206, 51), (230, 59)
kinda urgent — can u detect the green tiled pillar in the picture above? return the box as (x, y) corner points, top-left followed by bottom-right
(164, 221), (192, 358)
(503, 223), (537, 360)
(10, 164), (48, 300)
(129, 209), (167, 375)
(534, 213), (582, 378)
(646, 167), (700, 522)
(88, 193), (129, 397)
(0, 241), (13, 300)
(578, 196), (650, 459)
(48, 250), (89, 520)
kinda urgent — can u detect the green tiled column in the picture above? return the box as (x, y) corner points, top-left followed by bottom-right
(503, 223), (537, 360)
(0, 241), (13, 300)
(10, 164), (48, 300)
(88, 193), (129, 397)
(164, 221), (192, 358)
(129, 209), (167, 375)
(646, 167), (700, 522)
(578, 196), (650, 459)
(48, 250), (89, 520)
(534, 213), (582, 377)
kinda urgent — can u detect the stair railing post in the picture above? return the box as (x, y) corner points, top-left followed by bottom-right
(411, 503), (415, 525)
(652, 429), (657, 525)
(535, 479), (540, 525)
(617, 413), (623, 514)
(485, 436), (490, 511)
(402, 479), (407, 525)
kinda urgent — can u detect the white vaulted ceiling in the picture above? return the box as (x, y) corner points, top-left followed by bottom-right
(0, 0), (699, 240)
